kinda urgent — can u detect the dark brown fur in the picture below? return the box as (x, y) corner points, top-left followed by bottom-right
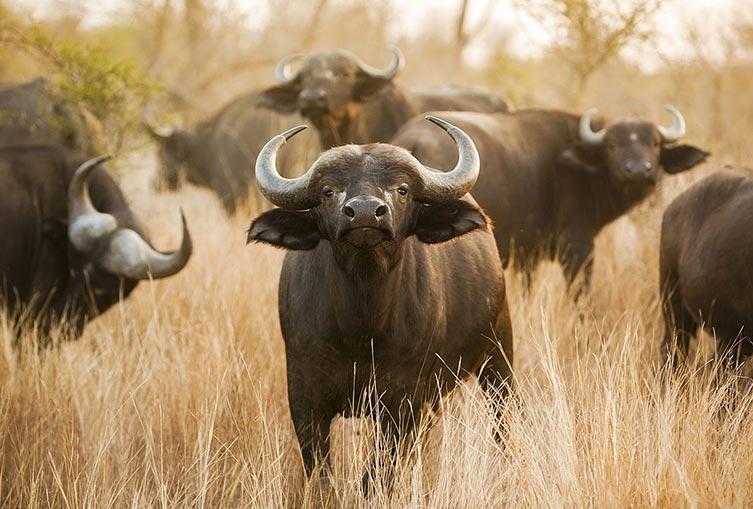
(247, 143), (513, 488)
(1, 145), (160, 343)
(660, 169), (753, 367)
(149, 89), (318, 214)
(257, 50), (509, 149)
(393, 109), (709, 292)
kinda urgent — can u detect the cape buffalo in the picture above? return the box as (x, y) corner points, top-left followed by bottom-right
(257, 47), (510, 149)
(0, 78), (104, 155)
(247, 117), (512, 490)
(0, 145), (192, 343)
(392, 106), (710, 292)
(146, 89), (318, 214)
(660, 169), (753, 368)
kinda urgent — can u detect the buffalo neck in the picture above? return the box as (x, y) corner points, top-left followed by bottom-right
(313, 87), (417, 148)
(558, 171), (653, 234)
(325, 240), (412, 339)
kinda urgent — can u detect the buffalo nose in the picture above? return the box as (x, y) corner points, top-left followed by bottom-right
(343, 196), (388, 225)
(624, 161), (653, 173)
(299, 88), (327, 108)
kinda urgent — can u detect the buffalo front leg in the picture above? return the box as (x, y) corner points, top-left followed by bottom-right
(556, 234), (595, 302)
(361, 403), (416, 497)
(479, 318), (514, 443)
(288, 392), (335, 477)
(660, 270), (698, 369)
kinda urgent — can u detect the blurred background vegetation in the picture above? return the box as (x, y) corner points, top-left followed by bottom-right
(1, 0), (752, 159)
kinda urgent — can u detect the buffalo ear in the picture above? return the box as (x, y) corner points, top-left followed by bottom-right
(660, 144), (710, 174)
(354, 74), (393, 102)
(256, 85), (301, 114)
(247, 209), (320, 250)
(414, 199), (489, 244)
(557, 143), (604, 175)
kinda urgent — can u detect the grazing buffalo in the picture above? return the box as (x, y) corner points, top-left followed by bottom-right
(392, 106), (709, 292)
(257, 47), (510, 149)
(0, 78), (104, 155)
(146, 90), (318, 214)
(0, 145), (192, 343)
(660, 169), (753, 368)
(247, 117), (513, 489)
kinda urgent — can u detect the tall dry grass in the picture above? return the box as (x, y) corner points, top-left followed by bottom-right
(2, 148), (753, 508)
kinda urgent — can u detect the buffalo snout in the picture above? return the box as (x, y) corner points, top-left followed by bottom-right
(623, 160), (653, 175)
(338, 196), (392, 247)
(298, 88), (328, 114)
(343, 196), (389, 225)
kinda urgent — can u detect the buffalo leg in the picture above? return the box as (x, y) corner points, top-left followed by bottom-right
(558, 238), (594, 299)
(289, 396), (335, 477)
(660, 272), (698, 369)
(361, 404), (415, 497)
(479, 308), (514, 442)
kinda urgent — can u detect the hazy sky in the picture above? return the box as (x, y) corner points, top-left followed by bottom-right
(12, 0), (745, 69)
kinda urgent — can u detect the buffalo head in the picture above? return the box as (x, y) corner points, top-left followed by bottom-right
(64, 156), (193, 325)
(559, 105), (709, 187)
(145, 119), (209, 191)
(247, 116), (487, 276)
(257, 47), (404, 139)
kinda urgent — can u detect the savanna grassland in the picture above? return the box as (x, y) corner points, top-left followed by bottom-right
(2, 142), (753, 508)
(4, 1), (753, 507)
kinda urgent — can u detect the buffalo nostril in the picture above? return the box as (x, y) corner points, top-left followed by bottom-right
(375, 204), (387, 217)
(343, 205), (355, 218)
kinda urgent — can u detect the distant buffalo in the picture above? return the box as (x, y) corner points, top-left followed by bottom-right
(0, 145), (192, 343)
(393, 106), (709, 292)
(660, 169), (753, 368)
(146, 90), (319, 214)
(0, 77), (104, 155)
(257, 47), (510, 149)
(247, 117), (512, 490)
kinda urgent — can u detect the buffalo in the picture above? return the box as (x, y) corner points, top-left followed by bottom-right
(392, 106), (710, 292)
(247, 117), (513, 490)
(0, 145), (192, 343)
(660, 169), (753, 368)
(146, 89), (318, 214)
(257, 47), (510, 149)
(0, 77), (104, 155)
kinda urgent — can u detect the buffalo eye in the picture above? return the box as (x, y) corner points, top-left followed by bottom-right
(397, 184), (409, 197)
(323, 188), (334, 198)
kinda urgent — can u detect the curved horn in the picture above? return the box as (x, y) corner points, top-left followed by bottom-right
(275, 53), (304, 83)
(69, 155), (111, 219)
(255, 125), (320, 210)
(414, 116), (480, 202)
(97, 210), (192, 280)
(657, 104), (686, 143)
(579, 108), (606, 144)
(352, 45), (404, 80)
(68, 156), (120, 255)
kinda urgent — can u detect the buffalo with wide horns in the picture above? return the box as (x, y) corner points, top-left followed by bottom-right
(258, 47), (510, 149)
(247, 117), (513, 491)
(0, 145), (192, 343)
(392, 105), (709, 293)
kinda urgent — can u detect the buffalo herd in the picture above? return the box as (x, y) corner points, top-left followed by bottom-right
(4, 45), (753, 490)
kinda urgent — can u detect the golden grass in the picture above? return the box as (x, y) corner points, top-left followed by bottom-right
(2, 150), (753, 508)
